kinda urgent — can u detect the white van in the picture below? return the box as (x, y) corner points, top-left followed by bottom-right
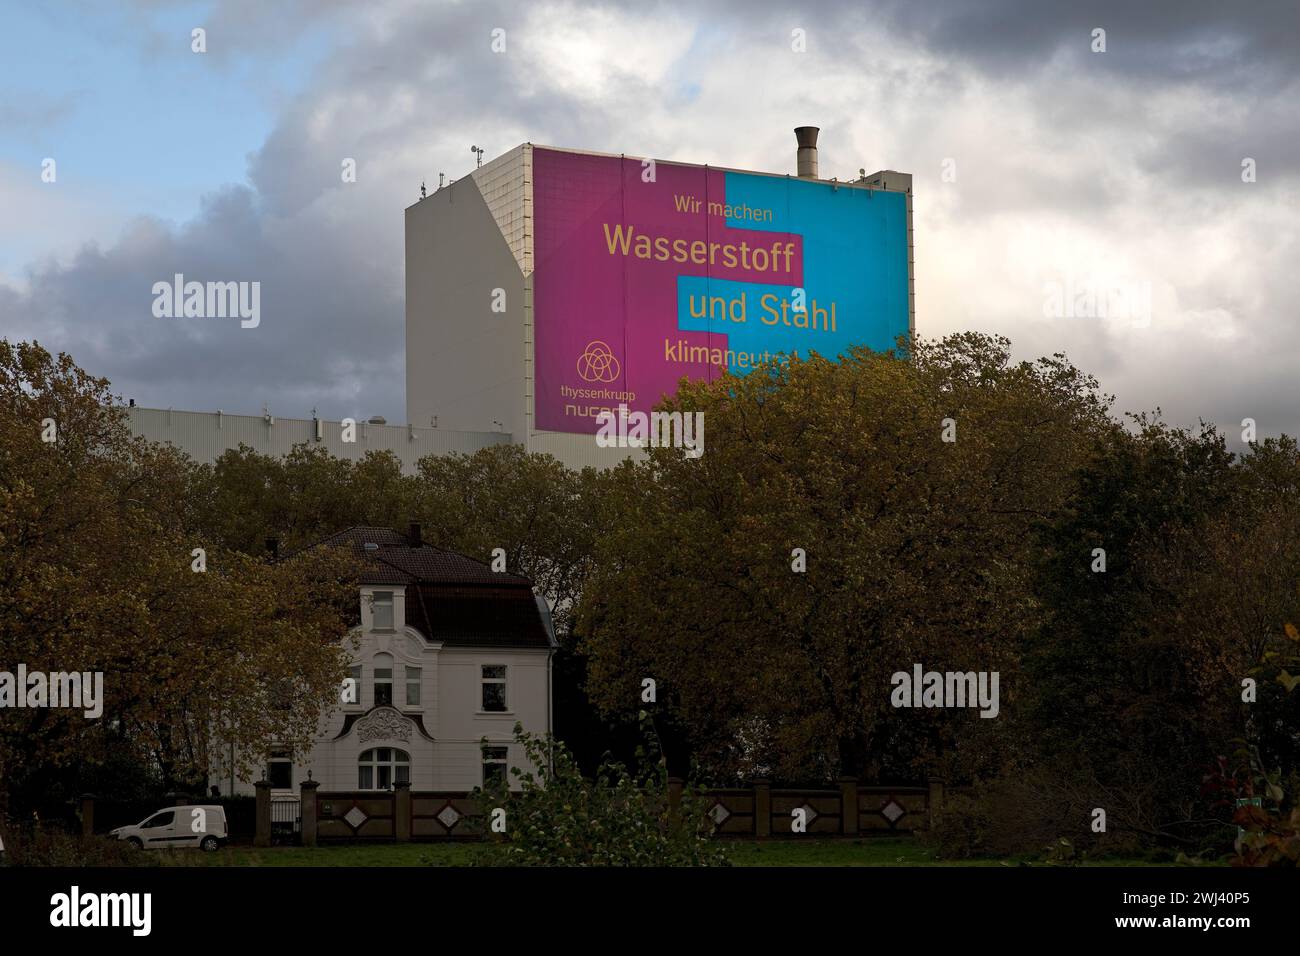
(111, 805), (228, 852)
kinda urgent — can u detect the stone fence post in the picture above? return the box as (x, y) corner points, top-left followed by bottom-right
(300, 779), (320, 847)
(666, 777), (683, 829)
(839, 777), (858, 836)
(79, 794), (95, 838)
(254, 780), (272, 847)
(394, 781), (412, 842)
(927, 776), (945, 828)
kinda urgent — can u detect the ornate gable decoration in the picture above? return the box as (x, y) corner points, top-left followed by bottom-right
(355, 706), (415, 743)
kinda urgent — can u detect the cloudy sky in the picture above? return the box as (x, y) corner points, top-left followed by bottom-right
(2, 0), (1297, 444)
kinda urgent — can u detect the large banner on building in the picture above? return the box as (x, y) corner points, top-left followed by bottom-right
(531, 147), (909, 434)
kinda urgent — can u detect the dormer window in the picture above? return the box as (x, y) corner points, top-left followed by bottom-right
(372, 590), (394, 630)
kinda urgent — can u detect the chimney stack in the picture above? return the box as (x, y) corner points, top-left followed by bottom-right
(795, 126), (820, 179)
(408, 522), (422, 547)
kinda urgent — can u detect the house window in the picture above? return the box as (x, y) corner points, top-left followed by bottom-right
(372, 590), (394, 630)
(481, 665), (507, 712)
(346, 664), (362, 706)
(482, 746), (508, 788)
(405, 666), (421, 706)
(374, 653), (393, 707)
(358, 748), (410, 790)
(268, 750), (293, 789)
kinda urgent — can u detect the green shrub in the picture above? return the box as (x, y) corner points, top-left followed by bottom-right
(1235, 806), (1300, 866)
(469, 722), (730, 867)
(0, 817), (146, 867)
(922, 770), (1146, 861)
(922, 790), (998, 860)
(1231, 628), (1300, 867)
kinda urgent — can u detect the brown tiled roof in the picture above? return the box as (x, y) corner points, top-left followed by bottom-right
(373, 547), (533, 587)
(406, 585), (552, 648)
(316, 526), (409, 550)
(307, 526), (531, 587)
(294, 526), (552, 648)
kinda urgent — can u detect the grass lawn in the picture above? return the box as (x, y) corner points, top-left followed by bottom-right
(156, 836), (1202, 867)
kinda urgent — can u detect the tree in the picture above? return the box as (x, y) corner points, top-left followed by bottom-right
(0, 340), (362, 808)
(0, 339), (140, 809)
(578, 333), (1113, 782)
(1023, 416), (1246, 847)
(472, 722), (729, 867)
(412, 444), (604, 643)
(196, 444), (415, 554)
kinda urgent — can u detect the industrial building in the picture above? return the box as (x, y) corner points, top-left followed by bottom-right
(125, 405), (507, 472)
(407, 128), (914, 470)
(130, 130), (913, 474)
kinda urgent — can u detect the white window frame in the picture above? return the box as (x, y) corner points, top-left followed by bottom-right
(405, 665), (421, 707)
(358, 747), (410, 791)
(345, 664), (363, 708)
(482, 745), (509, 787)
(371, 590), (395, 630)
(481, 664), (508, 712)
(373, 653), (394, 708)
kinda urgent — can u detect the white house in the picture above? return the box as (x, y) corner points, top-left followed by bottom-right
(211, 525), (556, 799)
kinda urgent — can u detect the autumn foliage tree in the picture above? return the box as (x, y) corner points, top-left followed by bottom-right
(194, 441), (602, 643)
(0, 340), (361, 813)
(577, 333), (1114, 783)
(11, 330), (1300, 861)
(194, 443), (416, 555)
(411, 444), (606, 643)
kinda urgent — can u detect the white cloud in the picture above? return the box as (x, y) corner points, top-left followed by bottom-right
(3, 0), (1298, 442)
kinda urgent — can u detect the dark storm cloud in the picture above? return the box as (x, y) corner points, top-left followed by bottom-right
(2, 0), (1298, 439)
(861, 0), (1300, 81)
(4, 0), (647, 422)
(877, 0), (1300, 183)
(3, 183), (404, 420)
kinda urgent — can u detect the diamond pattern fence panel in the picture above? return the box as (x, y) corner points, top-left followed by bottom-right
(317, 792), (396, 840)
(301, 781), (940, 843)
(412, 793), (481, 839)
(771, 789), (843, 836)
(858, 786), (929, 833)
(701, 789), (755, 836)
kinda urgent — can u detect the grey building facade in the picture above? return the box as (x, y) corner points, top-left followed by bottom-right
(126, 406), (508, 473)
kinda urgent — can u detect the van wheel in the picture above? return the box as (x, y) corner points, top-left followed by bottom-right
(126, 837), (143, 850)
(200, 836), (220, 852)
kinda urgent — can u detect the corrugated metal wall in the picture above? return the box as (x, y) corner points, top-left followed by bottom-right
(125, 406), (510, 473)
(472, 145), (531, 276)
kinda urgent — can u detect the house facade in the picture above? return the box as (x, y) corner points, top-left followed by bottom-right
(211, 526), (555, 799)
